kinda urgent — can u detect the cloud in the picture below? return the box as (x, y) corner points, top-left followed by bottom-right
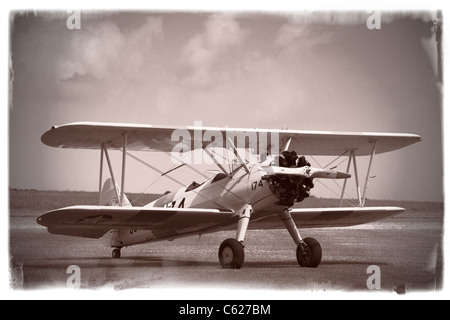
(274, 10), (436, 51)
(273, 16), (337, 54)
(180, 14), (248, 87)
(59, 16), (163, 82)
(274, 21), (332, 51)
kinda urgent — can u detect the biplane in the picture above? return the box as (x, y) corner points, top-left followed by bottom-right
(37, 122), (421, 269)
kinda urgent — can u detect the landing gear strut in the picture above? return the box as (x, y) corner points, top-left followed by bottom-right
(218, 205), (252, 269)
(279, 209), (322, 268)
(217, 206), (322, 269)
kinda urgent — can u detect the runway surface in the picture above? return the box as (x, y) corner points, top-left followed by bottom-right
(9, 206), (443, 295)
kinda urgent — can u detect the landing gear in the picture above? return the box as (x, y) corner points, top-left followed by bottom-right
(218, 205), (252, 269)
(279, 209), (322, 268)
(217, 205), (322, 269)
(112, 247), (121, 259)
(218, 238), (245, 269)
(297, 237), (322, 268)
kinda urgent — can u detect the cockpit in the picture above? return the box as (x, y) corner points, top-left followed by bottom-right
(186, 172), (228, 192)
(186, 181), (203, 192)
(211, 173), (228, 183)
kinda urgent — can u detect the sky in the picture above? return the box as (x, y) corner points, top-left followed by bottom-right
(8, 9), (444, 202)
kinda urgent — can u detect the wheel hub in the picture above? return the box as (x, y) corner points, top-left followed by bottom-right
(221, 247), (234, 264)
(299, 243), (311, 262)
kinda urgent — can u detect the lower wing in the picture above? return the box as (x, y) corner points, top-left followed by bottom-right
(37, 205), (404, 239)
(37, 205), (235, 239)
(248, 207), (405, 230)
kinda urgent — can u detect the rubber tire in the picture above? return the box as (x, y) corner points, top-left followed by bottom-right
(112, 248), (121, 259)
(218, 238), (245, 269)
(296, 237), (322, 268)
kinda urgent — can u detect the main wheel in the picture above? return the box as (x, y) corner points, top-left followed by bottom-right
(112, 248), (121, 259)
(218, 238), (245, 269)
(296, 237), (322, 268)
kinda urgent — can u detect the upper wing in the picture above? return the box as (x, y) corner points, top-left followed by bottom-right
(37, 205), (236, 239)
(248, 207), (405, 230)
(41, 122), (421, 156)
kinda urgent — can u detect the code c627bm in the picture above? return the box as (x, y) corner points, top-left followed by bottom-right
(224, 305), (270, 315)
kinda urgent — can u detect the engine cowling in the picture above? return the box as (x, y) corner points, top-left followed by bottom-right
(260, 165), (351, 206)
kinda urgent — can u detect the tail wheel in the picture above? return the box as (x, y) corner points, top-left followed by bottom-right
(218, 238), (245, 269)
(297, 237), (322, 268)
(112, 248), (121, 259)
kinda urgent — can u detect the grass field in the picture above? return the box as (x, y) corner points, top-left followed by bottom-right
(8, 189), (445, 293)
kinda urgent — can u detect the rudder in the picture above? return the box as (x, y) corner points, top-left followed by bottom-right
(100, 178), (131, 207)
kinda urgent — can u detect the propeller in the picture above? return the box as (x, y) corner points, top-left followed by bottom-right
(258, 165), (351, 180)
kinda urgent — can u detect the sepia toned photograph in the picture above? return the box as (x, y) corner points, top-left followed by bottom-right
(8, 8), (444, 297)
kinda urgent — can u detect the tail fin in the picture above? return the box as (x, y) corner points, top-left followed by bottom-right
(100, 178), (132, 207)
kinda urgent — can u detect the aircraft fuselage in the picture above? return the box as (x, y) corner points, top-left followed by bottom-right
(106, 160), (285, 247)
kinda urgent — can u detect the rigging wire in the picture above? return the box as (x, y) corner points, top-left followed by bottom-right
(112, 147), (248, 206)
(308, 154), (323, 169)
(165, 150), (207, 177)
(323, 150), (350, 169)
(112, 147), (191, 205)
(314, 179), (358, 207)
(306, 153), (357, 207)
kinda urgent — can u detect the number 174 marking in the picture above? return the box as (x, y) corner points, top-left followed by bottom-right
(251, 180), (264, 191)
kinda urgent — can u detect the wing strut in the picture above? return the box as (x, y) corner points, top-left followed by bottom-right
(98, 133), (129, 207)
(352, 152), (362, 206)
(203, 145), (230, 176)
(362, 139), (377, 207)
(98, 144), (104, 205)
(339, 151), (353, 207)
(226, 136), (250, 174)
(120, 132), (127, 206)
(103, 145), (121, 204)
(338, 140), (377, 208)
